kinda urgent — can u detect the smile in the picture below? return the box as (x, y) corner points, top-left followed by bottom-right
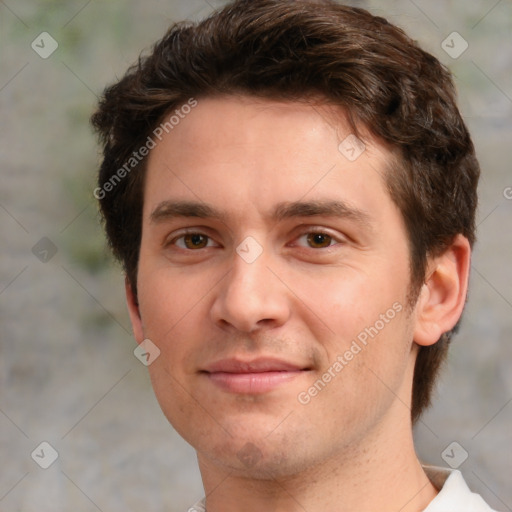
(202, 358), (310, 394)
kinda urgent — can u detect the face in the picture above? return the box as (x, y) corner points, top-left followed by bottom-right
(128, 96), (420, 478)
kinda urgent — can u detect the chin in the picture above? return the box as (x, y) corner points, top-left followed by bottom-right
(203, 440), (301, 479)
(193, 420), (327, 480)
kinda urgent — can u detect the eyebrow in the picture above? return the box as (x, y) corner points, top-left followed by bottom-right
(273, 200), (372, 227)
(150, 201), (228, 223)
(150, 199), (373, 228)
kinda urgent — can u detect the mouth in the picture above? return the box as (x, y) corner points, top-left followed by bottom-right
(201, 357), (311, 394)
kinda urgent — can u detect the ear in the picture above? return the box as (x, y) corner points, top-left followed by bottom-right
(413, 234), (471, 347)
(125, 277), (145, 344)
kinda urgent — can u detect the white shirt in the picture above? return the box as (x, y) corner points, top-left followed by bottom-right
(187, 466), (499, 511)
(423, 466), (499, 511)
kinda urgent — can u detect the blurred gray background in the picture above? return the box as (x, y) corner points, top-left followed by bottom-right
(0, 1), (510, 510)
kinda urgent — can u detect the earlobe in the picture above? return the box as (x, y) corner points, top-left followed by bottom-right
(413, 235), (471, 347)
(125, 277), (145, 344)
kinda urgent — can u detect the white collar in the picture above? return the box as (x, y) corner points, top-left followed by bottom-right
(188, 466), (498, 512)
(423, 466), (498, 512)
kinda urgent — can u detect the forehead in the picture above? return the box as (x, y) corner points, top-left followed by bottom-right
(143, 96), (396, 222)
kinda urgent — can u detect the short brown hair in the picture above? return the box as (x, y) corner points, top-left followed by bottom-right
(91, 0), (480, 423)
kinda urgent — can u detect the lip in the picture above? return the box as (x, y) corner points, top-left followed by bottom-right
(202, 357), (309, 394)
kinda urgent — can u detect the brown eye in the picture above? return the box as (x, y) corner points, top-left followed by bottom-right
(183, 233), (209, 249)
(306, 232), (333, 248)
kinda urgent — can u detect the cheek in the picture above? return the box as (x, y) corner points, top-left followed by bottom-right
(135, 272), (211, 390)
(146, 357), (209, 446)
(296, 267), (405, 336)
(299, 269), (412, 389)
(138, 278), (212, 435)
(304, 311), (413, 438)
(137, 265), (210, 332)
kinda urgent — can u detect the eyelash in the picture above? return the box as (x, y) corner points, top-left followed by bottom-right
(167, 228), (344, 251)
(171, 232), (218, 250)
(294, 230), (341, 249)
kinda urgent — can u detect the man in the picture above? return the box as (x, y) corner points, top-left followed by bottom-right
(91, 0), (498, 510)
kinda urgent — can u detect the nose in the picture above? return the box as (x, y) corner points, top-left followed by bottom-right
(210, 248), (291, 333)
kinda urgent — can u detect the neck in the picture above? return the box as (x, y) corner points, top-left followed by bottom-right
(197, 407), (438, 512)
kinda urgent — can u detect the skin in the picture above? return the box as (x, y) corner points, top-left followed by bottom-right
(126, 96), (470, 511)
